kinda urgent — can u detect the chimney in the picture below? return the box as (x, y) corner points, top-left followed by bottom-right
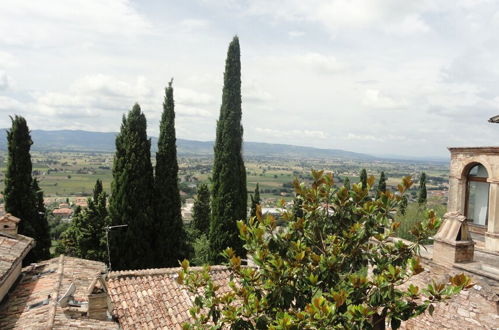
(0, 213), (21, 235)
(87, 274), (111, 320)
(433, 212), (474, 265)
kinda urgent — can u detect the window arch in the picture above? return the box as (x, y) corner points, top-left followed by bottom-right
(465, 163), (489, 226)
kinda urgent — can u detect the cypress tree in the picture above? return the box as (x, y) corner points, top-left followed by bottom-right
(376, 171), (387, 199)
(418, 172), (427, 205)
(210, 36), (247, 263)
(93, 178), (103, 203)
(109, 104), (155, 270)
(79, 180), (109, 261)
(154, 80), (186, 267)
(343, 177), (351, 189)
(31, 179), (51, 260)
(360, 169), (367, 190)
(250, 183), (260, 218)
(192, 183), (211, 235)
(4, 116), (49, 263)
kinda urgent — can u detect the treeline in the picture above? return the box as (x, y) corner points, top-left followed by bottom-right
(3, 36), (246, 271)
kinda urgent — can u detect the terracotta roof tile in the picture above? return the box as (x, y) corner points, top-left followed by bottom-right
(0, 232), (34, 285)
(107, 266), (233, 329)
(0, 255), (119, 329)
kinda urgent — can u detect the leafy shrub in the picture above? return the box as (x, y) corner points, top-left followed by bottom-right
(179, 171), (471, 329)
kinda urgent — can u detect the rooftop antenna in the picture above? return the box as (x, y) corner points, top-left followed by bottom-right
(105, 224), (128, 271)
(488, 115), (499, 123)
(58, 282), (76, 307)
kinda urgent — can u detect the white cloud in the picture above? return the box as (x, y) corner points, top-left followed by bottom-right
(0, 71), (9, 90)
(2, 1), (499, 157)
(175, 87), (216, 107)
(0, 96), (23, 111)
(180, 19), (210, 31)
(0, 0), (151, 47)
(298, 53), (345, 73)
(256, 127), (329, 140)
(288, 31), (305, 38)
(0, 51), (18, 68)
(362, 89), (406, 109)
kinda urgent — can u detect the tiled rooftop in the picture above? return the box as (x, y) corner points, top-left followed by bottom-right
(0, 255), (119, 329)
(107, 265), (233, 329)
(0, 232), (34, 285)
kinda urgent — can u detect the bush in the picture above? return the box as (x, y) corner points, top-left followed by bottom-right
(179, 171), (471, 329)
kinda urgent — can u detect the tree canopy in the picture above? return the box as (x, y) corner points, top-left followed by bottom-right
(4, 116), (49, 263)
(210, 36), (247, 264)
(154, 79), (187, 267)
(109, 104), (155, 270)
(180, 171), (471, 329)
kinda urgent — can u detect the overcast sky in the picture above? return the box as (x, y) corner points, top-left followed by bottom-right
(1, 0), (499, 158)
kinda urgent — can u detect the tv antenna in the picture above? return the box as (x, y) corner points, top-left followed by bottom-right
(105, 224), (128, 271)
(58, 282), (76, 307)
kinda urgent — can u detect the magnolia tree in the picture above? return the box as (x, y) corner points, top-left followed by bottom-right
(178, 170), (472, 329)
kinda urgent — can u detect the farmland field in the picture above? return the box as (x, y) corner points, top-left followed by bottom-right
(0, 151), (450, 206)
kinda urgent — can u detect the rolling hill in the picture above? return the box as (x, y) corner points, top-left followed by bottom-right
(0, 128), (374, 160)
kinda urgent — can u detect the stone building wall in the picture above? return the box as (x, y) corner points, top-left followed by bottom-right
(400, 259), (499, 329)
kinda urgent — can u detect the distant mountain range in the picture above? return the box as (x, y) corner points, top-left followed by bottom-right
(0, 129), (375, 160)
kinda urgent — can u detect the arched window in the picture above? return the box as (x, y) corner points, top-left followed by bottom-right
(466, 163), (489, 226)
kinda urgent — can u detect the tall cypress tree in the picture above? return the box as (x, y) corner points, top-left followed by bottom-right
(418, 172), (427, 205)
(31, 179), (51, 260)
(376, 171), (387, 199)
(192, 183), (211, 235)
(154, 80), (186, 267)
(360, 169), (368, 190)
(210, 36), (247, 263)
(343, 177), (351, 189)
(4, 116), (49, 263)
(109, 104), (155, 270)
(250, 183), (260, 218)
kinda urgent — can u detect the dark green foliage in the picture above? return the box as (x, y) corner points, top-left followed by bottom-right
(4, 116), (50, 263)
(31, 179), (51, 260)
(181, 171), (470, 329)
(154, 80), (187, 267)
(109, 104), (155, 270)
(343, 177), (350, 189)
(191, 234), (210, 266)
(210, 36), (247, 263)
(399, 195), (408, 216)
(376, 171), (387, 198)
(93, 178), (103, 203)
(192, 183), (211, 235)
(292, 195), (303, 220)
(360, 169), (367, 190)
(57, 180), (109, 262)
(250, 183), (260, 218)
(418, 172), (427, 205)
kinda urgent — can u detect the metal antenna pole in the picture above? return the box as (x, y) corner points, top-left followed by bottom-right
(105, 224), (128, 271)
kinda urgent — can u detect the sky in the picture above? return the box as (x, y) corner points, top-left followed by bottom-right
(1, 0), (499, 158)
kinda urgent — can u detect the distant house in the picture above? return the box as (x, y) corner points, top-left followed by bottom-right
(74, 197), (88, 208)
(53, 207), (73, 220)
(181, 199), (195, 222)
